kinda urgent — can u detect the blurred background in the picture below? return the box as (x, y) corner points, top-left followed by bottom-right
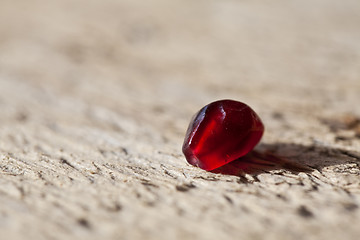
(1, 0), (359, 126)
(1, 0), (359, 151)
(0, 0), (360, 239)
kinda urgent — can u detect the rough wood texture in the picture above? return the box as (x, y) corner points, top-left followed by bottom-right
(1, 0), (360, 239)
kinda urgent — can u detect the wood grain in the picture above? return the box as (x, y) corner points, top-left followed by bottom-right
(0, 0), (360, 239)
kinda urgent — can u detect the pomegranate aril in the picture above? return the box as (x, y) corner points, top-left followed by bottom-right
(182, 100), (264, 171)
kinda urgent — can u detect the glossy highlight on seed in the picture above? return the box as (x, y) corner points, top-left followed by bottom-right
(182, 100), (264, 171)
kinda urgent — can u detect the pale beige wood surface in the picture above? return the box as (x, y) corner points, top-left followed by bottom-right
(0, 0), (360, 239)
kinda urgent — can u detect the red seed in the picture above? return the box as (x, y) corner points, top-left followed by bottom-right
(182, 100), (264, 171)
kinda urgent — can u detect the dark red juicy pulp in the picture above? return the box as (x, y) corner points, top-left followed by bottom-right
(182, 100), (264, 171)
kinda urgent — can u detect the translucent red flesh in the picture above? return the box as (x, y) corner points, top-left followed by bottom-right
(182, 100), (264, 171)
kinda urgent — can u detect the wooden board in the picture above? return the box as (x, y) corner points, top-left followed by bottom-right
(0, 0), (360, 239)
